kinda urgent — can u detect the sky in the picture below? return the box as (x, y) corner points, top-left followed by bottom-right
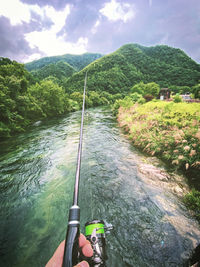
(0, 0), (200, 63)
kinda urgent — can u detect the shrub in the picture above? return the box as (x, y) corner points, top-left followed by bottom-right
(129, 92), (143, 102)
(184, 189), (200, 220)
(117, 101), (200, 171)
(173, 94), (183, 103)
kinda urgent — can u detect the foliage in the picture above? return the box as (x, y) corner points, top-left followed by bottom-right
(0, 58), (115, 138)
(2, 41), (200, 137)
(184, 189), (200, 220)
(0, 58), (34, 137)
(144, 82), (160, 97)
(169, 85), (191, 95)
(131, 82), (160, 98)
(112, 93), (145, 115)
(25, 53), (103, 72)
(135, 44), (200, 72)
(112, 97), (134, 116)
(28, 80), (69, 117)
(131, 82), (145, 95)
(129, 92), (143, 102)
(117, 101), (200, 172)
(173, 94), (183, 103)
(63, 44), (200, 95)
(31, 61), (75, 82)
(192, 84), (200, 99)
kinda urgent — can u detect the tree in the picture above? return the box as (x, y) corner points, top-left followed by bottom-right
(28, 80), (68, 116)
(129, 92), (144, 102)
(131, 82), (160, 98)
(192, 84), (200, 99)
(130, 82), (145, 95)
(143, 82), (160, 98)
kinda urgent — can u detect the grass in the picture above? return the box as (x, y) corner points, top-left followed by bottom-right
(117, 101), (200, 171)
(117, 100), (200, 220)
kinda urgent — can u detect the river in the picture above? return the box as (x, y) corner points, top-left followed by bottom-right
(0, 107), (200, 267)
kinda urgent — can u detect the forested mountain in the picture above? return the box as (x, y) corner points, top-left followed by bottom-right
(63, 44), (200, 94)
(31, 61), (75, 81)
(25, 53), (102, 72)
(134, 44), (200, 72)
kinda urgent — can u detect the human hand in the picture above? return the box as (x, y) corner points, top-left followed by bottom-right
(46, 233), (93, 267)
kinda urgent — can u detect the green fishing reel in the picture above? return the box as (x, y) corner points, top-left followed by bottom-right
(85, 220), (113, 267)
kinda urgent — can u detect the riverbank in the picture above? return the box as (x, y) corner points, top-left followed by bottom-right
(117, 101), (200, 219)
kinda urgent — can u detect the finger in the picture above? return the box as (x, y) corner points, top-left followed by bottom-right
(74, 260), (89, 267)
(82, 243), (93, 257)
(46, 240), (65, 267)
(79, 233), (87, 248)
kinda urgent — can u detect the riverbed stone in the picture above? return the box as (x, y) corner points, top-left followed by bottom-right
(173, 185), (183, 195)
(138, 163), (169, 182)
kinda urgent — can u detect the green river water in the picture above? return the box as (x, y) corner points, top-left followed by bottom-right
(0, 107), (200, 267)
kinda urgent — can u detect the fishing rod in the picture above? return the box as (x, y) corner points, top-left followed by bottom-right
(62, 71), (112, 267)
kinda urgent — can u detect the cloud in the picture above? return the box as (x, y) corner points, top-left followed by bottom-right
(60, 1), (102, 43)
(21, 0), (69, 10)
(24, 4), (89, 60)
(149, 0), (152, 7)
(91, 20), (100, 34)
(0, 0), (43, 25)
(26, 29), (88, 59)
(0, 16), (42, 62)
(0, 0), (200, 63)
(0, 0), (88, 62)
(100, 0), (136, 23)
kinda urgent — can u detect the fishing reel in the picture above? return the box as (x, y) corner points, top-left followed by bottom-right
(84, 220), (113, 267)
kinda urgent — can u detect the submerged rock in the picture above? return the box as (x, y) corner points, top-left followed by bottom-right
(33, 121), (42, 126)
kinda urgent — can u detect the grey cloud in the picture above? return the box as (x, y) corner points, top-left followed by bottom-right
(1, 0), (200, 63)
(59, 0), (103, 42)
(0, 16), (43, 62)
(21, 0), (78, 10)
(85, 0), (200, 62)
(149, 0), (200, 61)
(0, 3), (55, 62)
(29, 10), (54, 31)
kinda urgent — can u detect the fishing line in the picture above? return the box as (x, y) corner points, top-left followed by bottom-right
(62, 71), (113, 267)
(84, 77), (94, 220)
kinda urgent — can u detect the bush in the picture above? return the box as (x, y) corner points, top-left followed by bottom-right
(131, 82), (160, 98)
(112, 97), (134, 116)
(117, 101), (200, 171)
(137, 97), (146, 104)
(129, 92), (143, 102)
(173, 94), (183, 103)
(184, 189), (200, 220)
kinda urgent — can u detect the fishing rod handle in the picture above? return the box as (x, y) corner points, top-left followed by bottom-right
(62, 206), (80, 267)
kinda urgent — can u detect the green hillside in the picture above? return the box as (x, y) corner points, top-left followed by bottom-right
(25, 53), (102, 72)
(135, 44), (200, 71)
(63, 44), (200, 94)
(31, 61), (75, 81)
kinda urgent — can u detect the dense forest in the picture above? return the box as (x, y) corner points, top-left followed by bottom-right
(30, 61), (76, 82)
(63, 44), (200, 94)
(0, 57), (117, 138)
(25, 53), (102, 72)
(1, 43), (200, 138)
